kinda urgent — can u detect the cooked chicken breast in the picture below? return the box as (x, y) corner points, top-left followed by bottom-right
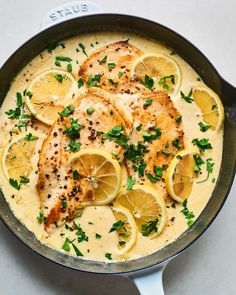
(37, 89), (132, 231)
(123, 90), (184, 200)
(79, 41), (143, 93)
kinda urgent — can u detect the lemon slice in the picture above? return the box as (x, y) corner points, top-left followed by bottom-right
(1, 133), (41, 181)
(111, 206), (137, 254)
(192, 85), (224, 131)
(116, 185), (167, 237)
(26, 69), (76, 125)
(131, 53), (181, 95)
(69, 149), (122, 206)
(165, 149), (196, 203)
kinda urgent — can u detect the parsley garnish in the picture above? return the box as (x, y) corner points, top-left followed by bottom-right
(108, 79), (118, 86)
(140, 75), (154, 90)
(158, 75), (175, 91)
(143, 128), (161, 143)
(146, 166), (163, 183)
(54, 74), (66, 83)
(212, 104), (217, 110)
(109, 220), (125, 233)
(119, 241), (126, 246)
(181, 199), (195, 227)
(58, 106), (74, 117)
(5, 92), (24, 119)
(161, 149), (171, 156)
(193, 155), (205, 173)
(78, 43), (88, 56)
(68, 139), (81, 151)
(108, 63), (116, 71)
(199, 122), (211, 132)
(175, 115), (182, 123)
(127, 176), (136, 190)
(77, 78), (84, 88)
(73, 170), (79, 180)
(61, 200), (67, 208)
(66, 63), (72, 72)
(87, 74), (101, 87)
(136, 124), (142, 131)
(99, 56), (107, 64)
(95, 233), (102, 239)
(134, 159), (146, 177)
(124, 142), (149, 163)
(72, 243), (83, 256)
(73, 221), (88, 243)
(172, 138), (182, 150)
(24, 133), (38, 141)
(143, 98), (153, 109)
(61, 238), (71, 252)
(55, 55), (72, 66)
(180, 89), (193, 103)
(65, 224), (74, 231)
(37, 210), (47, 224)
(47, 41), (65, 53)
(192, 138), (212, 152)
(9, 176), (29, 190)
(118, 71), (123, 79)
(105, 253), (112, 260)
(141, 219), (158, 236)
(102, 126), (129, 148)
(63, 118), (82, 138)
(86, 107), (95, 115)
(197, 158), (214, 183)
(19, 176), (30, 184)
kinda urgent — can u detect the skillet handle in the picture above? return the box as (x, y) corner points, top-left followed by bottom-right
(40, 1), (103, 30)
(130, 265), (166, 295)
(221, 79), (236, 126)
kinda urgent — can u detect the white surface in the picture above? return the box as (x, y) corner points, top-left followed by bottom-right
(0, 0), (235, 294)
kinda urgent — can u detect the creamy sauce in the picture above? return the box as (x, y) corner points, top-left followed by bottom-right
(0, 31), (223, 262)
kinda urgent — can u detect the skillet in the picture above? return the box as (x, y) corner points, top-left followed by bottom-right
(0, 3), (235, 294)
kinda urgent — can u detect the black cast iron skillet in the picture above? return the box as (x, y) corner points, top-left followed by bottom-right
(0, 13), (235, 294)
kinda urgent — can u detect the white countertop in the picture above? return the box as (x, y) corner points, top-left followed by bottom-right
(0, 1), (235, 294)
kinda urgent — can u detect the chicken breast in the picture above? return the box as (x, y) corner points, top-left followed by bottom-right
(123, 90), (184, 200)
(37, 89), (132, 231)
(79, 41), (143, 93)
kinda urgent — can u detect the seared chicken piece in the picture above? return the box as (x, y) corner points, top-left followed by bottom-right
(124, 90), (184, 200)
(79, 41), (143, 93)
(37, 89), (132, 231)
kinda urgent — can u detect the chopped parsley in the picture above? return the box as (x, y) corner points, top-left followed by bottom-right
(73, 169), (80, 180)
(140, 75), (154, 90)
(136, 123), (142, 131)
(77, 78), (84, 88)
(141, 219), (158, 236)
(108, 79), (118, 86)
(61, 238), (71, 252)
(99, 56), (107, 64)
(68, 139), (82, 151)
(55, 55), (72, 66)
(78, 43), (88, 56)
(109, 220), (125, 233)
(175, 115), (182, 123)
(63, 118), (82, 138)
(58, 106), (74, 117)
(143, 98), (153, 109)
(86, 107), (95, 115)
(24, 133), (38, 141)
(119, 241), (126, 246)
(87, 74), (101, 87)
(197, 158), (214, 183)
(19, 176), (30, 184)
(73, 221), (88, 243)
(47, 41), (65, 53)
(102, 126), (129, 148)
(212, 104), (217, 110)
(61, 200), (67, 208)
(54, 74), (66, 83)
(37, 210), (47, 224)
(105, 253), (112, 260)
(108, 63), (116, 71)
(146, 166), (163, 183)
(143, 128), (161, 143)
(176, 155), (183, 160)
(193, 155), (205, 173)
(161, 149), (171, 156)
(181, 199), (195, 227)
(127, 176), (136, 190)
(172, 138), (182, 150)
(180, 89), (193, 103)
(5, 92), (24, 119)
(9, 176), (29, 190)
(124, 142), (149, 163)
(192, 138), (212, 152)
(72, 243), (84, 256)
(65, 224), (74, 231)
(66, 63), (72, 72)
(199, 122), (211, 132)
(158, 75), (175, 91)
(95, 233), (102, 239)
(171, 203), (176, 209)
(118, 71), (123, 79)
(134, 159), (146, 177)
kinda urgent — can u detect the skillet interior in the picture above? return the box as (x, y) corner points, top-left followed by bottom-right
(0, 14), (235, 275)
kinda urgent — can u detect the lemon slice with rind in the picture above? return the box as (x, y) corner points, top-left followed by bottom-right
(26, 69), (76, 125)
(192, 85), (224, 131)
(1, 133), (42, 181)
(131, 53), (181, 95)
(165, 149), (196, 203)
(111, 206), (137, 254)
(69, 149), (122, 206)
(116, 185), (166, 238)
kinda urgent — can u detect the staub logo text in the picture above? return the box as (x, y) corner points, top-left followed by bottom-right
(50, 3), (88, 21)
